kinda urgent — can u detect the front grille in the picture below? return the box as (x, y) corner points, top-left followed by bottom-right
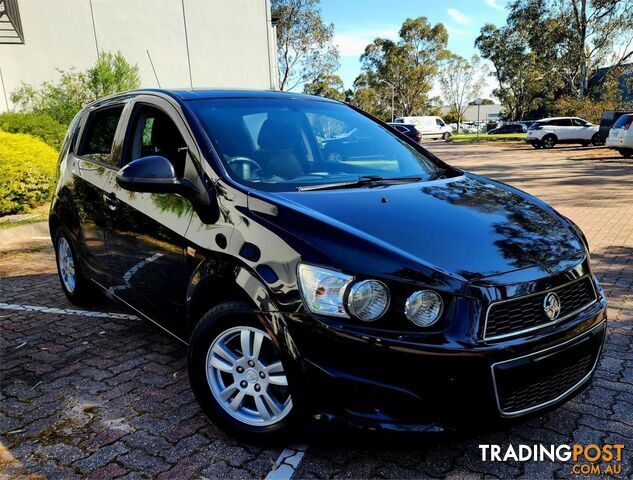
(484, 276), (597, 340)
(492, 323), (604, 415)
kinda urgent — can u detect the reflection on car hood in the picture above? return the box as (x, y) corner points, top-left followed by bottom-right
(263, 174), (583, 281)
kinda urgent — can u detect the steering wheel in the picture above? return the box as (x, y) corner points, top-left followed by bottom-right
(227, 157), (263, 180)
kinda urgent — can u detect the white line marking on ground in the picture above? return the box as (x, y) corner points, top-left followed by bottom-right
(0, 303), (139, 320)
(266, 445), (308, 480)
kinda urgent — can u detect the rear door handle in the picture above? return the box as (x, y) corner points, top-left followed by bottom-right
(103, 193), (120, 210)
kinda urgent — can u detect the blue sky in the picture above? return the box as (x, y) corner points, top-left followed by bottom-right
(318, 0), (510, 97)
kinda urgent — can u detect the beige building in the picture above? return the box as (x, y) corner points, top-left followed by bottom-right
(0, 0), (279, 112)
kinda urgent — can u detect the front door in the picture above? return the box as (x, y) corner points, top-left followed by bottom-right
(102, 98), (200, 339)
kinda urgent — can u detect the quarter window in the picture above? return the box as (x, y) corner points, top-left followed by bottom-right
(79, 106), (124, 164)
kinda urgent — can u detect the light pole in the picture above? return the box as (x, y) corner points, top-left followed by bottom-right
(380, 79), (395, 122)
(474, 97), (483, 139)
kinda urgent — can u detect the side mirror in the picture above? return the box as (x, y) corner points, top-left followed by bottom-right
(116, 155), (182, 193)
(116, 155), (219, 223)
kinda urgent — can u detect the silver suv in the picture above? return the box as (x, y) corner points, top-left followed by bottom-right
(526, 117), (601, 149)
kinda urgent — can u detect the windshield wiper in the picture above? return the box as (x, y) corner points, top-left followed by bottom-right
(297, 175), (422, 192)
(426, 168), (448, 182)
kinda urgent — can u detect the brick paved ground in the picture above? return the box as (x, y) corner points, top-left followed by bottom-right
(1, 142), (632, 479)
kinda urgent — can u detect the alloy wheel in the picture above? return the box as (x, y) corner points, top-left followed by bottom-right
(57, 237), (76, 293)
(542, 136), (555, 149)
(206, 326), (292, 426)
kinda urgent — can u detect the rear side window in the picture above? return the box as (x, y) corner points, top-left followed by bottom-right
(613, 114), (632, 129)
(79, 106), (124, 163)
(553, 119), (572, 126)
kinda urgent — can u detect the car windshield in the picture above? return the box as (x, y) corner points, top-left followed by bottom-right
(187, 98), (442, 191)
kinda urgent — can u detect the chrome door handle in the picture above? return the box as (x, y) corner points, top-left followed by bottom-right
(103, 193), (120, 211)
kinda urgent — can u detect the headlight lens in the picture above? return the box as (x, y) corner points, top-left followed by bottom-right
(347, 280), (390, 322)
(297, 264), (353, 317)
(405, 290), (443, 327)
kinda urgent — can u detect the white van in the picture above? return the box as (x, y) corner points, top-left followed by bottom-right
(394, 116), (453, 140)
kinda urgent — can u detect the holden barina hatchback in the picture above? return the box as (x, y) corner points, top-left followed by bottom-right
(51, 89), (607, 440)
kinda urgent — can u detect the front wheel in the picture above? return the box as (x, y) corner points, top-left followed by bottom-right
(188, 302), (301, 441)
(442, 132), (451, 141)
(619, 149), (633, 158)
(542, 135), (556, 149)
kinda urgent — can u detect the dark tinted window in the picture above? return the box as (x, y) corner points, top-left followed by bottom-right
(125, 105), (187, 177)
(553, 118), (572, 126)
(613, 114), (633, 129)
(80, 106), (124, 163)
(572, 118), (588, 126)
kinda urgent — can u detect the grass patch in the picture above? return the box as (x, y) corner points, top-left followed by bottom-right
(450, 133), (527, 142)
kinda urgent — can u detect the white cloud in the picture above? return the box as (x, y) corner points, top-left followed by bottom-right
(447, 8), (471, 25)
(334, 29), (399, 57)
(485, 0), (504, 11)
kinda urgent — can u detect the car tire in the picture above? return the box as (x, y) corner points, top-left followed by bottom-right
(619, 149), (633, 158)
(188, 301), (302, 442)
(591, 133), (604, 146)
(532, 143), (542, 149)
(54, 228), (97, 305)
(542, 135), (556, 149)
(581, 141), (590, 147)
(442, 132), (451, 141)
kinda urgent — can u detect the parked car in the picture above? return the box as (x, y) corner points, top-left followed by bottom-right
(387, 122), (423, 143)
(526, 117), (601, 148)
(51, 89), (607, 440)
(605, 113), (633, 158)
(394, 115), (453, 140)
(487, 123), (528, 135)
(599, 110), (633, 145)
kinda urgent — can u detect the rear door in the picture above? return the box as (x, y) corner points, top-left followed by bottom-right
(101, 96), (201, 338)
(70, 103), (127, 285)
(553, 118), (573, 140)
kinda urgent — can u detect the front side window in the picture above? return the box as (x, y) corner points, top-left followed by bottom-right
(187, 98), (441, 192)
(79, 106), (124, 164)
(435, 118), (445, 126)
(125, 105), (188, 177)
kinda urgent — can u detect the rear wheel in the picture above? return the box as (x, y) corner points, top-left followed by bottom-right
(54, 228), (96, 305)
(581, 141), (590, 147)
(619, 149), (633, 158)
(542, 135), (556, 149)
(188, 302), (301, 441)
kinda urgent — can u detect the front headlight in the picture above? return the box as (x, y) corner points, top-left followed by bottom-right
(405, 290), (443, 327)
(297, 264), (353, 317)
(347, 280), (390, 322)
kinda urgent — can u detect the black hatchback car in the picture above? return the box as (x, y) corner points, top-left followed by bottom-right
(50, 89), (607, 440)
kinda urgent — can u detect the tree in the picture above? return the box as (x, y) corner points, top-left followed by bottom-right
(303, 73), (345, 100)
(504, 0), (633, 98)
(356, 17), (449, 119)
(475, 24), (546, 120)
(272, 0), (339, 91)
(438, 54), (487, 132)
(11, 51), (140, 125)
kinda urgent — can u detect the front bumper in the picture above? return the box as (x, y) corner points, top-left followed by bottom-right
(284, 291), (607, 432)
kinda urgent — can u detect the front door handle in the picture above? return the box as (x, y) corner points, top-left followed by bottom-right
(103, 193), (120, 211)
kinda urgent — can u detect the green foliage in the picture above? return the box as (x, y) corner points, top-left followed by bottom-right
(303, 73), (346, 100)
(272, 0), (339, 91)
(439, 54), (487, 132)
(354, 16), (449, 119)
(442, 108), (460, 125)
(10, 51), (140, 126)
(0, 131), (58, 216)
(552, 97), (617, 124)
(0, 113), (66, 149)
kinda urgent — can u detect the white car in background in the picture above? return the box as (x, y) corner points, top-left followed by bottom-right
(526, 117), (601, 149)
(394, 116), (453, 140)
(605, 113), (633, 158)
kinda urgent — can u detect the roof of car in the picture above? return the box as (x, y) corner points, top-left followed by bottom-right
(142, 88), (339, 103)
(537, 116), (583, 121)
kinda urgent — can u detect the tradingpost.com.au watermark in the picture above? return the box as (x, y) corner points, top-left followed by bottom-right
(479, 443), (625, 476)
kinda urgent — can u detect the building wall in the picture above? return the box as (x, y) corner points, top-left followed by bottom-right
(440, 104), (502, 122)
(0, 0), (278, 112)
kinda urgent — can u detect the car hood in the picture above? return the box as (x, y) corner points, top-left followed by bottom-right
(254, 174), (584, 282)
